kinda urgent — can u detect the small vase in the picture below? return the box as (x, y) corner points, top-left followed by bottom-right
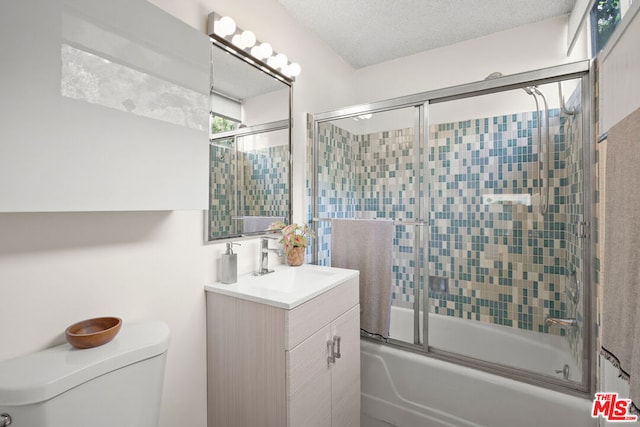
(286, 246), (305, 266)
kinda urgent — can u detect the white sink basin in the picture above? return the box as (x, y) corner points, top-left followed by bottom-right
(252, 267), (339, 293)
(205, 264), (359, 309)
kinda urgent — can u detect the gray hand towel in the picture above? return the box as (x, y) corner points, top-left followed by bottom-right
(331, 219), (393, 338)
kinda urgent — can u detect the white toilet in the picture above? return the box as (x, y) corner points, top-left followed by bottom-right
(0, 321), (170, 427)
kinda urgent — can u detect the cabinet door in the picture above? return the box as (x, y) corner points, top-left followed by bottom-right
(287, 324), (332, 427)
(331, 304), (361, 427)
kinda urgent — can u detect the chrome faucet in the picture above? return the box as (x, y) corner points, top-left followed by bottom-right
(545, 316), (578, 328)
(255, 236), (283, 275)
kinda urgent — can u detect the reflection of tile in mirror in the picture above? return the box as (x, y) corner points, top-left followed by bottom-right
(61, 44), (208, 131)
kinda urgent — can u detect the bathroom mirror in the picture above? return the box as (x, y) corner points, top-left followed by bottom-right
(207, 41), (292, 241)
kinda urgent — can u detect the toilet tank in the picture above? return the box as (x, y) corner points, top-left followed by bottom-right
(0, 321), (170, 427)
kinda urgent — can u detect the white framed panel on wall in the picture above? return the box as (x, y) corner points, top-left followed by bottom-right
(0, 0), (210, 212)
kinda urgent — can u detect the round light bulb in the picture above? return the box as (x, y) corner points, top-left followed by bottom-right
(273, 53), (288, 69)
(258, 43), (273, 58)
(267, 56), (279, 68)
(213, 20), (225, 37)
(215, 16), (236, 37)
(240, 30), (256, 48)
(286, 62), (301, 77)
(250, 46), (262, 58)
(231, 34), (245, 49)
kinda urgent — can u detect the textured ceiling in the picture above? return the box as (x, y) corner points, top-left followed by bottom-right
(277, 0), (577, 68)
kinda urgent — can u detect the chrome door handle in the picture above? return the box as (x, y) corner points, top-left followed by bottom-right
(333, 336), (341, 359)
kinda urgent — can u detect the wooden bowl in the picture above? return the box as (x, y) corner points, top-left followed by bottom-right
(65, 317), (122, 349)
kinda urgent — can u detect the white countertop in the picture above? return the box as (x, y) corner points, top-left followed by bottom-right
(205, 264), (359, 309)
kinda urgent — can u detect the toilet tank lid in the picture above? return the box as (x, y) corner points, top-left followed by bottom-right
(0, 320), (170, 406)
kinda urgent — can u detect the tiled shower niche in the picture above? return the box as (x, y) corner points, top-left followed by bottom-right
(313, 100), (584, 338)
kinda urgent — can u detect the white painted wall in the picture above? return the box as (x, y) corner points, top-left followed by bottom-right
(0, 2), (594, 427)
(352, 15), (588, 105)
(241, 88), (290, 126)
(324, 15), (587, 138)
(0, 1), (353, 427)
(0, 211), (211, 426)
(0, 0), (210, 212)
(599, 1), (640, 131)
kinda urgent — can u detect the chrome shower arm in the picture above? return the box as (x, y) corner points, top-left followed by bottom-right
(558, 81), (577, 116)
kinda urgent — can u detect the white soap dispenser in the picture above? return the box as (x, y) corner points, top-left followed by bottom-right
(221, 242), (240, 284)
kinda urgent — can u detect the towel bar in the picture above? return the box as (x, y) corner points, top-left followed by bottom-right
(312, 217), (425, 226)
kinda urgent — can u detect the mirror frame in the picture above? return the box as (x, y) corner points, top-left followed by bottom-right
(205, 37), (293, 242)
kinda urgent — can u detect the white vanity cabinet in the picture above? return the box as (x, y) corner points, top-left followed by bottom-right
(205, 266), (360, 427)
(288, 304), (360, 426)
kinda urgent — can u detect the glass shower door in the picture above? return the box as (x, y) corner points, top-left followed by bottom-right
(424, 77), (588, 386)
(313, 106), (424, 346)
(311, 63), (592, 397)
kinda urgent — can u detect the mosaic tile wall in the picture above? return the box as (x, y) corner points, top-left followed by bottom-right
(312, 97), (585, 337)
(427, 110), (572, 335)
(314, 122), (422, 304)
(210, 142), (236, 237)
(209, 143), (289, 236)
(241, 145), (289, 219)
(314, 121), (358, 265)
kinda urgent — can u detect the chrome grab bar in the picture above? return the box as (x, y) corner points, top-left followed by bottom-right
(312, 217), (425, 227)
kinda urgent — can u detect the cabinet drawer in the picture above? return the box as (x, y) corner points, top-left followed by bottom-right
(285, 275), (358, 349)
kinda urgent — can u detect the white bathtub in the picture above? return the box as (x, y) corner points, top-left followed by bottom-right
(388, 306), (582, 382)
(361, 307), (595, 427)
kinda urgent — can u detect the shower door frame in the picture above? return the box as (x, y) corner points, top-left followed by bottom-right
(311, 60), (595, 398)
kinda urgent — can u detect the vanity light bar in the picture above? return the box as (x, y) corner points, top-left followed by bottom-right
(207, 12), (301, 82)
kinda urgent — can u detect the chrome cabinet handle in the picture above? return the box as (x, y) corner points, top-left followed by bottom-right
(327, 339), (336, 364)
(0, 413), (12, 427)
(327, 336), (342, 364)
(333, 336), (341, 359)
